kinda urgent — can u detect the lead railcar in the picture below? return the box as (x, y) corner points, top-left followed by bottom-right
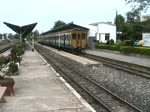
(38, 22), (89, 52)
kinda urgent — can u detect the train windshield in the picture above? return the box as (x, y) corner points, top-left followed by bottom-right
(72, 33), (76, 39)
(82, 33), (85, 40)
(78, 34), (80, 39)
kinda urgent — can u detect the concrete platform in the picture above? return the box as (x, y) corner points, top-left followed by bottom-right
(0, 48), (95, 112)
(85, 49), (150, 67)
(44, 46), (98, 65)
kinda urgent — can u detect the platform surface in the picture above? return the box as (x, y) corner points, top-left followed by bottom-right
(0, 45), (94, 112)
(85, 49), (150, 67)
(44, 46), (98, 65)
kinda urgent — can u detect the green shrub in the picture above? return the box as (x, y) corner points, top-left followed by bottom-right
(110, 39), (114, 44)
(11, 44), (24, 62)
(96, 44), (119, 51)
(123, 40), (134, 46)
(8, 62), (18, 74)
(121, 46), (150, 56)
(0, 56), (6, 69)
(116, 39), (122, 48)
(106, 40), (110, 44)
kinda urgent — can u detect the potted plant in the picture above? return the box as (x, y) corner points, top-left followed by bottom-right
(10, 44), (24, 65)
(8, 62), (19, 76)
(0, 55), (16, 96)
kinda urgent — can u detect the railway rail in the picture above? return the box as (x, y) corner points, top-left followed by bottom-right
(83, 53), (150, 79)
(0, 45), (12, 54)
(37, 49), (142, 112)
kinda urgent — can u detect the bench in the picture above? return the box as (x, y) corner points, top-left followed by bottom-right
(0, 87), (7, 103)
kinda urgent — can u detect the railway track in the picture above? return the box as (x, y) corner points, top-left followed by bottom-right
(0, 42), (17, 54)
(38, 50), (142, 112)
(83, 53), (150, 79)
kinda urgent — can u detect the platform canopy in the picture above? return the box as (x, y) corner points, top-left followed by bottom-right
(3, 22), (37, 39)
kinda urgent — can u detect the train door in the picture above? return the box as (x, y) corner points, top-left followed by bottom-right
(71, 33), (77, 48)
(77, 33), (81, 48)
(54, 35), (56, 47)
(81, 33), (86, 49)
(64, 34), (65, 48)
(59, 36), (60, 48)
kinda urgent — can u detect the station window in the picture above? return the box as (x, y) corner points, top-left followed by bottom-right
(82, 33), (85, 40)
(105, 33), (110, 41)
(72, 33), (76, 39)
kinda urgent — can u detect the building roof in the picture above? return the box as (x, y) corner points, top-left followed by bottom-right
(3, 22), (37, 38)
(89, 22), (116, 26)
(41, 22), (89, 35)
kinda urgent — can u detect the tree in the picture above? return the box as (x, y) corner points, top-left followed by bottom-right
(0, 33), (2, 40)
(52, 20), (66, 29)
(121, 23), (134, 40)
(125, 0), (150, 11)
(115, 14), (125, 31)
(26, 30), (39, 41)
(126, 10), (140, 23)
(33, 30), (39, 41)
(14, 34), (20, 39)
(8, 33), (13, 40)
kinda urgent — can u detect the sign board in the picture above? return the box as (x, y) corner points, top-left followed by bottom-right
(142, 33), (150, 46)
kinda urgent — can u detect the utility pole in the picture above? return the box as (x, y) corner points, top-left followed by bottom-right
(115, 9), (118, 40)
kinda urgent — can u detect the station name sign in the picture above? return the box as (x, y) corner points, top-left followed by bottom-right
(142, 33), (150, 46)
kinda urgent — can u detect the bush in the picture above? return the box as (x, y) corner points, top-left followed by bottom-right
(110, 39), (114, 44)
(121, 46), (150, 56)
(106, 40), (110, 44)
(11, 44), (24, 62)
(116, 39), (122, 48)
(96, 44), (119, 51)
(8, 62), (18, 74)
(0, 56), (6, 67)
(106, 39), (114, 45)
(123, 40), (134, 46)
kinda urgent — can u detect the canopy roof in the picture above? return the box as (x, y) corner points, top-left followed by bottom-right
(3, 22), (37, 38)
(41, 22), (89, 35)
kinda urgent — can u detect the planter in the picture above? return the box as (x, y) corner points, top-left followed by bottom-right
(0, 78), (15, 96)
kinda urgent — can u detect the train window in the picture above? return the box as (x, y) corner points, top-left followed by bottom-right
(72, 33), (76, 39)
(78, 34), (80, 39)
(82, 33), (85, 40)
(64, 35), (66, 40)
(66, 35), (68, 40)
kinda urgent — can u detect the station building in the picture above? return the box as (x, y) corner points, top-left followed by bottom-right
(79, 22), (116, 48)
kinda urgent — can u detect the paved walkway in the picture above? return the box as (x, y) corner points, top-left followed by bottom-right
(0, 47), (94, 112)
(85, 49), (150, 67)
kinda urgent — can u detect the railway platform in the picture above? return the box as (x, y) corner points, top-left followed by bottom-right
(85, 49), (150, 67)
(0, 44), (94, 112)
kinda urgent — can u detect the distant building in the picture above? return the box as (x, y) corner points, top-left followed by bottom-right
(141, 14), (150, 22)
(89, 22), (116, 43)
(142, 33), (150, 46)
(77, 22), (116, 48)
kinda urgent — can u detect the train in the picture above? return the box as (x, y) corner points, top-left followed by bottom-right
(38, 22), (89, 52)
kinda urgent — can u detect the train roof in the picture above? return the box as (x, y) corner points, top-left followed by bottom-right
(41, 22), (89, 35)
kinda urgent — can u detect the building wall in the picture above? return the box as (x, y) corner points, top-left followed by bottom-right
(141, 15), (150, 22)
(97, 23), (116, 43)
(85, 23), (116, 48)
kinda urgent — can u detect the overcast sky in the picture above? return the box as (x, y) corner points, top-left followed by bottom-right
(0, 0), (149, 34)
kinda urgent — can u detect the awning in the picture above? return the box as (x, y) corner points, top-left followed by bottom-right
(3, 22), (37, 39)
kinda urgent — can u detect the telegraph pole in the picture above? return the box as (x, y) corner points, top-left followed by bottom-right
(115, 9), (118, 39)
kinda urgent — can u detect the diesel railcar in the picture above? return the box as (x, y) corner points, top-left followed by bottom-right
(38, 22), (89, 52)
